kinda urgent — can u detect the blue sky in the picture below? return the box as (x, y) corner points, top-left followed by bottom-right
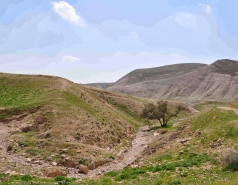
(0, 0), (237, 83)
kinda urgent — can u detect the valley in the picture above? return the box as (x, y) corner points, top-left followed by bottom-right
(1, 60), (238, 184)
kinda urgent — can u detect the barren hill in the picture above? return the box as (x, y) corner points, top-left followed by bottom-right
(108, 59), (238, 103)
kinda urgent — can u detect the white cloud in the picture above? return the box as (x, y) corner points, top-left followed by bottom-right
(175, 12), (198, 29)
(198, 4), (212, 13)
(61, 55), (80, 62)
(52, 1), (85, 26)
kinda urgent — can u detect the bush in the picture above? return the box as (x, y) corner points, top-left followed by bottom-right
(21, 174), (33, 181)
(155, 179), (163, 185)
(54, 176), (67, 181)
(100, 177), (112, 184)
(167, 179), (181, 185)
(105, 171), (119, 177)
(27, 183), (40, 185)
(57, 180), (70, 185)
(223, 150), (238, 171)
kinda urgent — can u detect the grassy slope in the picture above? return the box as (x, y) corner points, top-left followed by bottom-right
(78, 101), (238, 185)
(3, 101), (238, 184)
(0, 73), (145, 164)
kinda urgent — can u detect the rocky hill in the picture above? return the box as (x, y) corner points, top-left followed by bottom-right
(108, 59), (238, 103)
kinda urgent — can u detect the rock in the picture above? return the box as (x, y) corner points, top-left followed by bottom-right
(179, 151), (184, 155)
(6, 171), (19, 175)
(76, 150), (81, 153)
(180, 139), (189, 144)
(210, 139), (223, 148)
(195, 131), (202, 137)
(5, 171), (11, 175)
(59, 149), (67, 154)
(7, 143), (13, 152)
(183, 142), (190, 146)
(139, 161), (144, 166)
(21, 124), (34, 133)
(153, 132), (159, 136)
(131, 164), (139, 168)
(180, 173), (186, 177)
(77, 164), (89, 174)
(52, 162), (57, 166)
(58, 159), (77, 168)
(88, 160), (111, 170)
(33, 161), (42, 165)
(161, 130), (168, 134)
(46, 168), (68, 177)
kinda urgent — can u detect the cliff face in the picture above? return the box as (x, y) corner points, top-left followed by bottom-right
(108, 60), (238, 103)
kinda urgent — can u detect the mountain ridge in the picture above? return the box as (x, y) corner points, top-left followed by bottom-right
(108, 59), (238, 103)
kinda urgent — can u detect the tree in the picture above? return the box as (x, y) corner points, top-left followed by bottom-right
(141, 101), (185, 127)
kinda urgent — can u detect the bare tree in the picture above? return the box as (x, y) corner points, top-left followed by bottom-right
(141, 101), (185, 127)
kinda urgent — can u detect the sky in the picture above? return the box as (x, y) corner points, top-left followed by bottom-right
(0, 0), (237, 83)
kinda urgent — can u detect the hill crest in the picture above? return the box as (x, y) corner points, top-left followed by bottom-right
(108, 59), (238, 103)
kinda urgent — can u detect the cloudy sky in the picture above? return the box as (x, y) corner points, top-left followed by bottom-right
(0, 1), (237, 83)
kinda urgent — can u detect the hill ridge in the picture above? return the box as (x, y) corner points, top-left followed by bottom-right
(108, 59), (238, 103)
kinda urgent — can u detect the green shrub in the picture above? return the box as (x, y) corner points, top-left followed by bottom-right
(223, 150), (238, 171)
(57, 180), (70, 185)
(54, 176), (67, 181)
(167, 179), (181, 185)
(105, 171), (119, 177)
(27, 182), (40, 185)
(100, 177), (112, 184)
(21, 174), (33, 181)
(155, 178), (163, 185)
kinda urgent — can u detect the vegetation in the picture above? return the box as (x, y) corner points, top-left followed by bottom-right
(223, 151), (238, 171)
(1, 73), (238, 184)
(213, 59), (238, 75)
(141, 101), (186, 127)
(0, 73), (146, 172)
(0, 174), (76, 185)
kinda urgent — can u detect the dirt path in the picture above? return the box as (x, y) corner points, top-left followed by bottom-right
(0, 123), (10, 156)
(0, 121), (157, 178)
(218, 106), (238, 116)
(61, 79), (69, 91)
(68, 126), (157, 178)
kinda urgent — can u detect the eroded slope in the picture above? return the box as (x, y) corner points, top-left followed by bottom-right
(109, 60), (238, 103)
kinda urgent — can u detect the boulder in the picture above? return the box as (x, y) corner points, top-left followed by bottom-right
(52, 162), (57, 166)
(7, 144), (13, 152)
(46, 168), (68, 177)
(58, 159), (77, 168)
(88, 160), (111, 170)
(77, 164), (89, 174)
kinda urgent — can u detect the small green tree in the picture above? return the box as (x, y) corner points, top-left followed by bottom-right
(141, 101), (185, 127)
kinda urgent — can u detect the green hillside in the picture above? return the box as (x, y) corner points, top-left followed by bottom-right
(0, 73), (145, 168)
